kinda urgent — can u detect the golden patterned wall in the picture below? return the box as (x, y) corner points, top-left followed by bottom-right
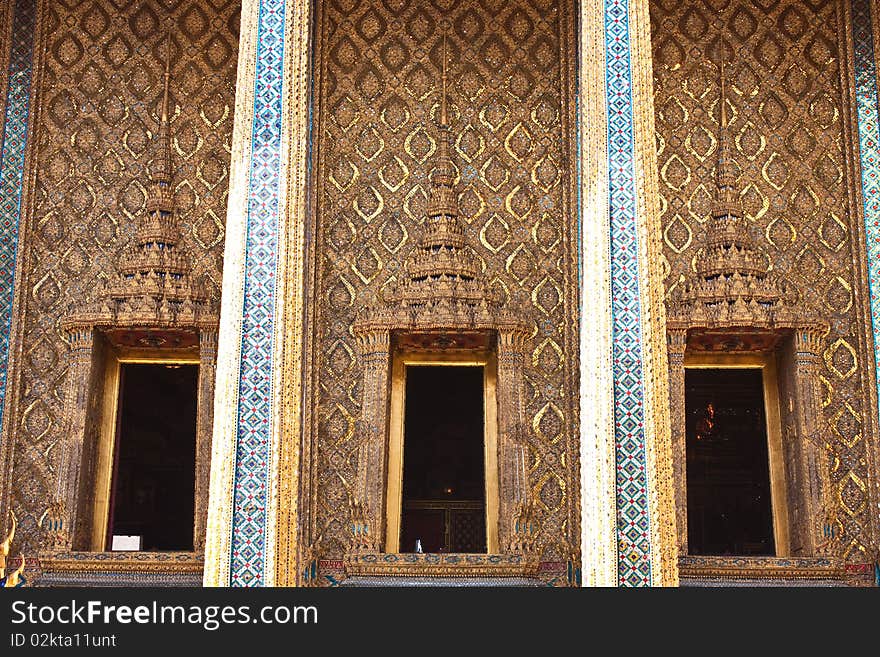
(305, 0), (580, 560)
(8, 0), (239, 552)
(651, 0), (876, 559)
(0, 4), (10, 131)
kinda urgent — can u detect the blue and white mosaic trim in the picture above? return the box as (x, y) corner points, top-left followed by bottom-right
(230, 0), (286, 587)
(851, 0), (880, 438)
(0, 0), (36, 445)
(604, 0), (653, 587)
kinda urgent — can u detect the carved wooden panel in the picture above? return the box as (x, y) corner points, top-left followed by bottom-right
(308, 0), (579, 559)
(9, 0), (239, 552)
(651, 0), (874, 558)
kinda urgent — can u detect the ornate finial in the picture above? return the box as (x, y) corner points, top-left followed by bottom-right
(162, 32), (171, 121)
(665, 21), (825, 335)
(713, 30), (739, 220)
(719, 51), (727, 130)
(154, 30), (173, 189)
(0, 509), (16, 580)
(433, 29), (453, 187)
(440, 30), (448, 128)
(137, 27), (181, 256)
(413, 26), (463, 257)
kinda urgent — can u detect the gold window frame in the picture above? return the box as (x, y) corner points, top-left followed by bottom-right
(91, 347), (201, 552)
(683, 351), (790, 557)
(385, 350), (500, 554)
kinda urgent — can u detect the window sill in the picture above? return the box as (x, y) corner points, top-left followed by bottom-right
(35, 551), (203, 586)
(678, 555), (847, 586)
(343, 551), (540, 579)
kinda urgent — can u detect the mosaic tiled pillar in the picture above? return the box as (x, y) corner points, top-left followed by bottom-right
(579, 0), (677, 587)
(204, 0), (312, 587)
(0, 0), (37, 516)
(851, 0), (880, 548)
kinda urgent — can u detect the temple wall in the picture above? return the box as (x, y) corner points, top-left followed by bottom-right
(304, 0), (580, 561)
(2, 0), (240, 553)
(651, 0), (877, 560)
(0, 0), (876, 581)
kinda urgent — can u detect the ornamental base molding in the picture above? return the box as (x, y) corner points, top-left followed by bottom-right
(343, 552), (540, 579)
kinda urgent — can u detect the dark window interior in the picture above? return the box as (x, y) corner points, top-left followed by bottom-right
(685, 367), (775, 556)
(108, 363), (198, 551)
(400, 365), (486, 553)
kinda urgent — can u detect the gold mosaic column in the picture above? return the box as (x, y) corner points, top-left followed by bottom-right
(352, 329), (391, 550)
(204, 0), (312, 587)
(497, 328), (530, 550)
(579, 0), (678, 586)
(790, 329), (830, 554)
(630, 0), (677, 588)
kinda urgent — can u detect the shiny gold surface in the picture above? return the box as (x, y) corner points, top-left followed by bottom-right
(630, 0), (679, 587)
(0, 0), (876, 585)
(2, 0), (238, 556)
(577, 0), (617, 587)
(205, 0), (314, 586)
(40, 551), (203, 574)
(204, 0), (258, 586)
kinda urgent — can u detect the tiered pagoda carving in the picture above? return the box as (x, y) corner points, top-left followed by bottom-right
(352, 51), (525, 339)
(666, 60), (825, 340)
(63, 35), (216, 342)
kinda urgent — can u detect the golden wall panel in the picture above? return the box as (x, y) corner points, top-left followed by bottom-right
(8, 0), (240, 552)
(307, 0), (580, 561)
(651, 0), (875, 559)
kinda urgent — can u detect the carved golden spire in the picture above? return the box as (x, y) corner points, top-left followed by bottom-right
(689, 41), (779, 301)
(154, 30), (173, 191)
(665, 28), (825, 333)
(391, 29), (489, 306)
(147, 31), (174, 219)
(354, 29), (528, 333)
(712, 41), (741, 221)
(121, 28), (190, 282)
(426, 30), (458, 225)
(440, 31), (448, 128)
(143, 30), (176, 238)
